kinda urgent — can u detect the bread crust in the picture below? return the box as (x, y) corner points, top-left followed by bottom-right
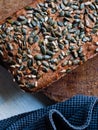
(0, 0), (98, 92)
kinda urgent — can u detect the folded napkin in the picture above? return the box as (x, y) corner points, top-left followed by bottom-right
(0, 95), (98, 130)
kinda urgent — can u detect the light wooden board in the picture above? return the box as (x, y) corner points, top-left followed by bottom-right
(0, 66), (53, 120)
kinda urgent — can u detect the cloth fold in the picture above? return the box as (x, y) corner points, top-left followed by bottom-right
(0, 95), (98, 130)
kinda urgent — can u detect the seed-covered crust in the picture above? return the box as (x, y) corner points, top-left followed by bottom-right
(0, 0), (98, 92)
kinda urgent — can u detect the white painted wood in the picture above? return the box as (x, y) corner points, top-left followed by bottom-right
(0, 65), (53, 120)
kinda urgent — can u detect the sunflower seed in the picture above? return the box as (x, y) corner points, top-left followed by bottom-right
(25, 75), (36, 78)
(82, 37), (90, 42)
(0, 50), (3, 56)
(60, 69), (66, 73)
(58, 43), (64, 50)
(80, 3), (85, 10)
(95, 42), (98, 46)
(42, 61), (49, 67)
(47, 36), (57, 41)
(96, 48), (98, 52)
(89, 4), (96, 10)
(42, 67), (49, 72)
(59, 54), (64, 60)
(31, 20), (37, 27)
(68, 60), (72, 66)
(6, 44), (13, 51)
(60, 3), (66, 10)
(30, 68), (38, 75)
(62, 60), (68, 67)
(18, 16), (26, 21)
(50, 65), (57, 71)
(50, 58), (58, 64)
(71, 5), (79, 10)
(72, 51), (78, 58)
(73, 59), (80, 65)
(88, 14), (96, 22)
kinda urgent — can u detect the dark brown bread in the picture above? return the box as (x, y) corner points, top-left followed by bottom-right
(43, 55), (98, 102)
(0, 0), (98, 92)
(0, 0), (33, 22)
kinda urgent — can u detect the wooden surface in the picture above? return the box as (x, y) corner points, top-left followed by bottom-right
(0, 66), (53, 120)
(43, 56), (98, 102)
(0, 65), (53, 120)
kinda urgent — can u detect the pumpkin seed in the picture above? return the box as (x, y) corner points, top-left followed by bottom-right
(40, 45), (46, 55)
(66, 69), (71, 73)
(48, 36), (57, 41)
(59, 11), (65, 17)
(25, 6), (33, 10)
(62, 0), (68, 5)
(27, 59), (33, 67)
(22, 28), (27, 35)
(46, 50), (54, 56)
(28, 37), (33, 44)
(34, 54), (43, 60)
(43, 55), (51, 60)
(33, 36), (39, 43)
(71, 5), (79, 10)
(27, 83), (36, 89)
(57, 21), (64, 27)
(14, 21), (21, 26)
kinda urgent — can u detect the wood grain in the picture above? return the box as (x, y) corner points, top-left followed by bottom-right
(43, 56), (98, 102)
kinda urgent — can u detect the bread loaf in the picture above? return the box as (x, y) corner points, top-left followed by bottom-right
(0, 0), (98, 92)
(43, 55), (98, 102)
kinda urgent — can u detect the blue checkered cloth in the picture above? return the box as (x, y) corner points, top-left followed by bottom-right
(0, 95), (98, 130)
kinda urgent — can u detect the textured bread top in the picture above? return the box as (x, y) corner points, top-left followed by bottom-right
(0, 0), (98, 92)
